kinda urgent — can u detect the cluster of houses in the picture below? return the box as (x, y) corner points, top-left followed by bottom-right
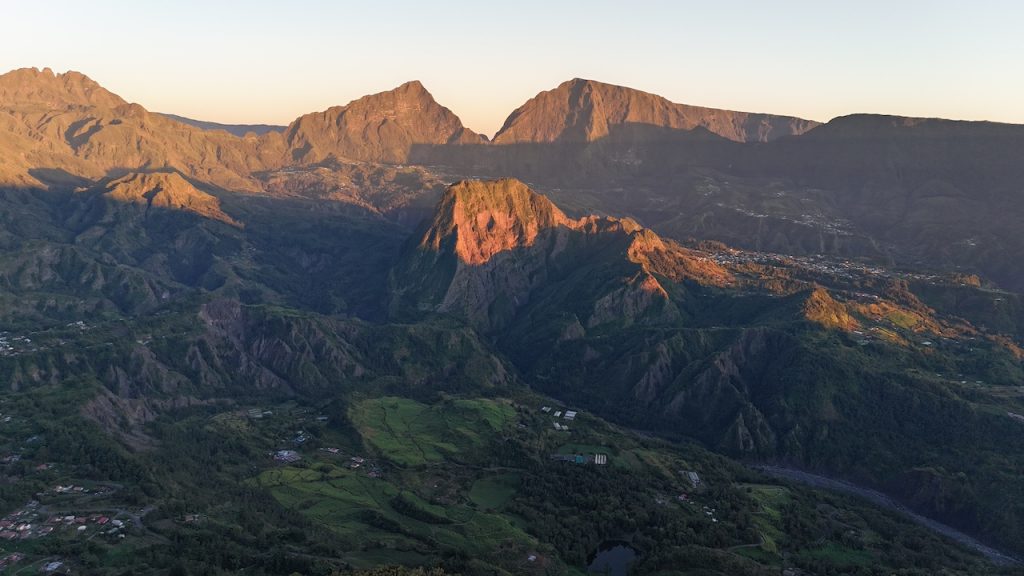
(44, 483), (115, 501)
(319, 449), (383, 478)
(708, 246), (944, 288)
(273, 450), (301, 463)
(0, 324), (93, 358)
(0, 500), (125, 541)
(541, 406), (578, 432)
(247, 408), (274, 419)
(347, 456), (383, 477)
(51, 484), (92, 496)
(0, 553), (24, 571)
(701, 504), (719, 523)
(550, 453), (608, 466)
(0, 500), (42, 540)
(0, 333), (31, 357)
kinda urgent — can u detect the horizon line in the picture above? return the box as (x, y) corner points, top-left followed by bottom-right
(5, 66), (1024, 137)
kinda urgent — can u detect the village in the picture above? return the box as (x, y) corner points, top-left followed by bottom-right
(707, 246), (946, 288)
(533, 401), (726, 526)
(0, 321), (93, 358)
(249, 404), (388, 479)
(0, 498), (129, 542)
(0, 333), (34, 357)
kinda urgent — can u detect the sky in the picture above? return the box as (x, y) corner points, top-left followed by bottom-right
(3, 0), (1023, 137)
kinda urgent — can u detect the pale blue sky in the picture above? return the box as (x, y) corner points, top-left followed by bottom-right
(3, 0), (1022, 136)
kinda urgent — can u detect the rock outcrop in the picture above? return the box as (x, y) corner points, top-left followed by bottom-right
(391, 178), (727, 331)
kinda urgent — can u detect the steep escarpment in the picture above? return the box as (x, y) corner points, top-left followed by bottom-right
(390, 178), (724, 331)
(492, 78), (818, 144)
(417, 178), (573, 265)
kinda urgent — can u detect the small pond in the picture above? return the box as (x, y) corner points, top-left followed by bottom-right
(587, 540), (638, 576)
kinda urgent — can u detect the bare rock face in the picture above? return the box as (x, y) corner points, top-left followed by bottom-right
(419, 178), (572, 265)
(0, 67), (126, 109)
(283, 80), (485, 164)
(492, 78), (819, 144)
(392, 178), (727, 332)
(392, 178), (581, 329)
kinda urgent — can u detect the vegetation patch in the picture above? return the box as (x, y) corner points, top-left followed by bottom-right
(468, 473), (520, 510)
(256, 464), (538, 569)
(350, 397), (514, 467)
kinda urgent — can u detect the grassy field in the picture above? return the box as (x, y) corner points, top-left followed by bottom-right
(468, 473), (521, 510)
(554, 443), (614, 456)
(797, 542), (875, 567)
(350, 396), (515, 466)
(256, 462), (540, 570)
(739, 483), (791, 559)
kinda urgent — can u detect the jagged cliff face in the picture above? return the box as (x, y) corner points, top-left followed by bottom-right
(418, 178), (573, 265)
(492, 78), (819, 144)
(391, 178), (729, 332)
(283, 80), (484, 165)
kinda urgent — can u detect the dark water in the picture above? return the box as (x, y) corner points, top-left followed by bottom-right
(587, 541), (637, 576)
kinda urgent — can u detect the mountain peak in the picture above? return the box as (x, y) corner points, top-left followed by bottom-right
(493, 78), (818, 144)
(392, 178), (720, 331)
(394, 79), (428, 94)
(283, 80), (483, 164)
(421, 178), (571, 265)
(0, 67), (126, 109)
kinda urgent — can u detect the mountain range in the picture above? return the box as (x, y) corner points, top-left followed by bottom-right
(5, 66), (1023, 293)
(1, 66), (1023, 575)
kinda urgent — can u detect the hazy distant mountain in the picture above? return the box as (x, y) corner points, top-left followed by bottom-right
(0, 66), (126, 109)
(159, 113), (285, 137)
(491, 78), (818, 144)
(5, 67), (1024, 294)
(0, 67), (275, 191)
